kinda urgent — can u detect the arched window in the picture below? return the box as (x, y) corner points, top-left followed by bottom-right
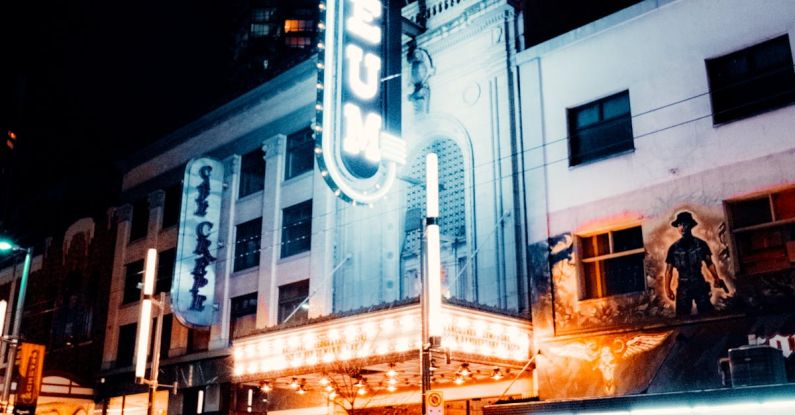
(401, 138), (471, 300)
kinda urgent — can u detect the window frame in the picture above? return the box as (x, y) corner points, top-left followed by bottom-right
(567, 90), (634, 166)
(129, 197), (149, 242)
(239, 148), (266, 198)
(122, 260), (145, 304)
(706, 35), (795, 125)
(162, 183), (182, 229)
(116, 323), (137, 368)
(230, 292), (258, 339)
(281, 200), (313, 258)
(284, 128), (314, 180)
(575, 224), (647, 300)
(234, 218), (263, 272)
(725, 186), (795, 276)
(277, 279), (309, 324)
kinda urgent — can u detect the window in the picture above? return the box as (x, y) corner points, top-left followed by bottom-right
(158, 314), (173, 360)
(278, 280), (309, 323)
(156, 249), (176, 294)
(727, 187), (795, 275)
(239, 148), (266, 198)
(285, 36), (313, 48)
(251, 23), (273, 37)
(116, 323), (137, 368)
(578, 225), (645, 299)
(252, 8), (275, 22)
(281, 200), (312, 258)
(230, 292), (258, 338)
(284, 128), (314, 179)
(284, 19), (313, 33)
(234, 218), (262, 272)
(129, 197), (149, 241)
(187, 328), (210, 353)
(568, 91), (634, 166)
(707, 35), (795, 125)
(162, 183), (182, 228)
(122, 260), (144, 304)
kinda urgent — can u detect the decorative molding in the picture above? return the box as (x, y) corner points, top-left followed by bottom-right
(263, 134), (287, 159)
(148, 189), (166, 209)
(115, 204), (133, 223)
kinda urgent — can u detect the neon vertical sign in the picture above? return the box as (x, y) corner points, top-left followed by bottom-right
(315, 0), (406, 204)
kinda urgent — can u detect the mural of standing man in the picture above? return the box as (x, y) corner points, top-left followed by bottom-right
(664, 211), (729, 316)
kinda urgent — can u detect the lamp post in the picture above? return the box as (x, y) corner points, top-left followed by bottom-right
(421, 153), (442, 415)
(0, 240), (32, 413)
(135, 248), (167, 415)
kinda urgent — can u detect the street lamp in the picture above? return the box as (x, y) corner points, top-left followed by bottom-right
(0, 240), (32, 413)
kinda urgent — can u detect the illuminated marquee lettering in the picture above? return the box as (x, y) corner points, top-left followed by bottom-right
(315, 0), (407, 204)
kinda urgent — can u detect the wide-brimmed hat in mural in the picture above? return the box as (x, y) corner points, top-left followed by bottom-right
(671, 211), (698, 228)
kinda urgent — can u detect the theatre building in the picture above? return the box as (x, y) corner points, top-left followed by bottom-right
(99, 1), (532, 414)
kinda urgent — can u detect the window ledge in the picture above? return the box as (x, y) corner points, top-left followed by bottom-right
(568, 148), (635, 170)
(278, 250), (311, 264)
(237, 189), (264, 202)
(577, 289), (646, 304)
(282, 169), (313, 186)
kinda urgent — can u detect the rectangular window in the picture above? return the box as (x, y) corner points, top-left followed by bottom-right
(234, 218), (262, 272)
(707, 35), (795, 125)
(252, 8), (275, 22)
(187, 328), (210, 353)
(251, 23), (273, 38)
(129, 197), (149, 241)
(568, 91), (634, 166)
(116, 323), (137, 368)
(578, 225), (645, 299)
(281, 200), (312, 258)
(159, 314), (173, 360)
(239, 148), (266, 198)
(285, 128), (314, 179)
(285, 36), (313, 49)
(278, 280), (309, 324)
(162, 183), (182, 229)
(284, 19), (314, 33)
(230, 292), (258, 338)
(156, 249), (176, 294)
(122, 260), (144, 304)
(727, 187), (795, 275)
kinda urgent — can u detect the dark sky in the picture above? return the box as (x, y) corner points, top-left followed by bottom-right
(1, 0), (244, 244)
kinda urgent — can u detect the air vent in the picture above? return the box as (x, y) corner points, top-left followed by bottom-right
(728, 345), (786, 387)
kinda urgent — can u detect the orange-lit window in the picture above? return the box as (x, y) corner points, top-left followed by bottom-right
(284, 19), (312, 33)
(727, 187), (795, 275)
(577, 225), (646, 299)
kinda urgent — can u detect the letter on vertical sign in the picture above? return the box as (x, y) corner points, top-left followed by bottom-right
(346, 0), (382, 44)
(346, 45), (382, 100)
(343, 103), (382, 162)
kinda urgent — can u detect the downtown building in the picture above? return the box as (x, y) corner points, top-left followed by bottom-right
(0, 214), (116, 415)
(97, 0), (795, 415)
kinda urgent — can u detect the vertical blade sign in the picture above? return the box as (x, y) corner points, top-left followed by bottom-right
(171, 157), (224, 328)
(314, 0), (406, 205)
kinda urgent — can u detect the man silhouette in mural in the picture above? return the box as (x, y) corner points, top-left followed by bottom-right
(664, 211), (728, 316)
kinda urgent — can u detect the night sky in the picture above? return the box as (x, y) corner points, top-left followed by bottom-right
(1, 0), (245, 245)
